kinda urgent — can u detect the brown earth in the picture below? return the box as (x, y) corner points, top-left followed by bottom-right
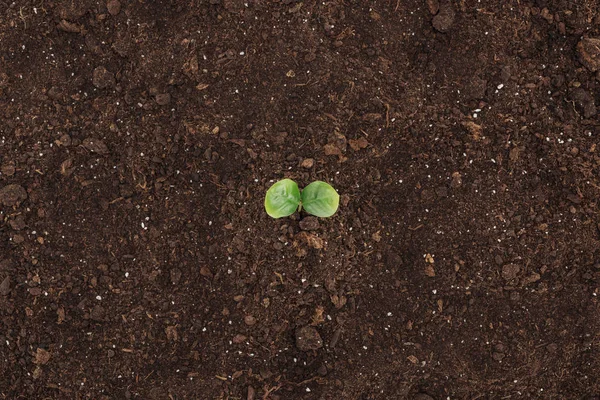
(1, 0), (600, 399)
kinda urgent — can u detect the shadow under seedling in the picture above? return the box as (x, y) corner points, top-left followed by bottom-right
(264, 179), (339, 219)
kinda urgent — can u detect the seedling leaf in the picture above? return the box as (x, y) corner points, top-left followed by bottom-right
(264, 179), (301, 218)
(301, 181), (339, 218)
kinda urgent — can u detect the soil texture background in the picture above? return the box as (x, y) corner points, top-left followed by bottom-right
(2, 0), (600, 399)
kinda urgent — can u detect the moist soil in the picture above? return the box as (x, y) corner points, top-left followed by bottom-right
(1, 0), (600, 399)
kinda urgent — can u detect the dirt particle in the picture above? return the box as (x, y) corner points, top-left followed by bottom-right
(414, 394), (434, 400)
(0, 184), (27, 206)
(349, 137), (369, 151)
(12, 234), (24, 244)
(165, 325), (178, 341)
(426, 0), (439, 15)
(200, 266), (213, 278)
(232, 334), (247, 344)
(424, 265), (436, 277)
(155, 93), (171, 105)
(170, 268), (182, 285)
(1, 163), (15, 176)
(300, 158), (314, 168)
(82, 138), (109, 154)
(570, 88), (596, 118)
(34, 348), (51, 365)
(432, 2), (455, 32)
(295, 326), (323, 351)
(577, 37), (600, 72)
(297, 231), (324, 249)
(492, 351), (505, 361)
(0, 276), (11, 296)
(450, 172), (462, 188)
(28, 287), (42, 296)
(9, 215), (25, 230)
(106, 0), (121, 15)
(502, 264), (520, 281)
(57, 19), (83, 33)
(244, 315), (256, 326)
(299, 216), (320, 231)
(92, 66), (115, 89)
(246, 386), (256, 400)
(90, 305), (106, 321)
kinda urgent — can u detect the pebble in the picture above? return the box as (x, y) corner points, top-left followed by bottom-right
(92, 66), (115, 89)
(244, 315), (257, 326)
(577, 37), (600, 71)
(295, 326), (323, 351)
(0, 184), (27, 206)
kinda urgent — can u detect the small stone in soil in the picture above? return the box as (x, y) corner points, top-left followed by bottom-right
(299, 216), (320, 231)
(244, 315), (257, 326)
(295, 326), (323, 351)
(0, 184), (27, 206)
(432, 2), (455, 32)
(92, 66), (115, 89)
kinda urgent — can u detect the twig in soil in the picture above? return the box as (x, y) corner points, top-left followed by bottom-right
(385, 103), (390, 128)
(408, 224), (423, 231)
(262, 383), (282, 399)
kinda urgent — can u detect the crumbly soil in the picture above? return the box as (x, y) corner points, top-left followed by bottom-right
(1, 0), (600, 399)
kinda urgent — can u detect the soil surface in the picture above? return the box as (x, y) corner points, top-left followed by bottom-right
(2, 0), (600, 399)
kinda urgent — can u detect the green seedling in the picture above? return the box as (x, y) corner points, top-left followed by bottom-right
(265, 179), (339, 219)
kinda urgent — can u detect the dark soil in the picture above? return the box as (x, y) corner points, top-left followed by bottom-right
(1, 0), (600, 399)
